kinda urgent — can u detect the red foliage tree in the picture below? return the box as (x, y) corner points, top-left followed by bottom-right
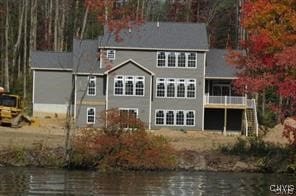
(228, 0), (296, 144)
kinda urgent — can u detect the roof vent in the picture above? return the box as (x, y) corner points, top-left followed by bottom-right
(157, 21), (159, 28)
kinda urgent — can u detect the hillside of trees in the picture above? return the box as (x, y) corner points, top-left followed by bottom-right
(0, 0), (240, 101)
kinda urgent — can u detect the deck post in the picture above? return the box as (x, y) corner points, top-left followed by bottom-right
(244, 109), (248, 136)
(223, 108), (227, 135)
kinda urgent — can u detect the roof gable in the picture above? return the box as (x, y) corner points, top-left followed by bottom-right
(104, 59), (155, 75)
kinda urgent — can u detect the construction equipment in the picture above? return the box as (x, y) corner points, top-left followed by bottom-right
(0, 93), (31, 128)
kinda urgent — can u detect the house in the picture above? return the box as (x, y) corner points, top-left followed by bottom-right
(31, 22), (258, 135)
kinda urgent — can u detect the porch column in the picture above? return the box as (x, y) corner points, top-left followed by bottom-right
(223, 108), (227, 135)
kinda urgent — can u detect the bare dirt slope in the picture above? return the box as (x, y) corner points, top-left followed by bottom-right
(0, 117), (289, 151)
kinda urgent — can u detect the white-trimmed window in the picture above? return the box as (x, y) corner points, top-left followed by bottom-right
(87, 107), (96, 124)
(176, 111), (185, 125)
(187, 79), (196, 98)
(156, 78), (196, 99)
(119, 108), (138, 128)
(107, 50), (116, 60)
(114, 76), (124, 95)
(114, 75), (145, 96)
(155, 110), (195, 126)
(177, 79), (186, 98)
(156, 78), (165, 97)
(178, 52), (186, 67)
(186, 111), (195, 125)
(155, 110), (165, 125)
(125, 76), (134, 95)
(167, 79), (175, 97)
(135, 76), (144, 96)
(87, 76), (96, 96)
(188, 52), (197, 68)
(156, 51), (197, 68)
(167, 52), (176, 67)
(166, 111), (175, 125)
(157, 52), (166, 67)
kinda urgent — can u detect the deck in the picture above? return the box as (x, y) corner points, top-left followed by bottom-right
(204, 95), (255, 109)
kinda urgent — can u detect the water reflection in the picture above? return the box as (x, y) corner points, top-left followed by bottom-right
(0, 168), (295, 195)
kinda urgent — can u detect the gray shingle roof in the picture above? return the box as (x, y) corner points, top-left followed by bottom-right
(206, 49), (238, 78)
(73, 39), (102, 74)
(99, 22), (209, 50)
(31, 51), (72, 70)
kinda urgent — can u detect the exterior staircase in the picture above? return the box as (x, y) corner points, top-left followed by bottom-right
(242, 99), (259, 136)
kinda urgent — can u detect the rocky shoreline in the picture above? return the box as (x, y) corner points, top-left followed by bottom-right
(0, 148), (271, 173)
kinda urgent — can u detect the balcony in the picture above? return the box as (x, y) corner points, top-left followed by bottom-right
(204, 95), (255, 109)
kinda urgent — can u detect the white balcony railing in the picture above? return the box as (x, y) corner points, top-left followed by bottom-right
(204, 95), (255, 108)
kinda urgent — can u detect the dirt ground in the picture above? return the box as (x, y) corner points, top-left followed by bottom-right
(0, 117), (289, 151)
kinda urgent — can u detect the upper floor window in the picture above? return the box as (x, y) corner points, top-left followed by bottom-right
(157, 52), (166, 67)
(114, 75), (145, 96)
(107, 50), (116, 60)
(167, 53), (176, 67)
(178, 53), (186, 67)
(188, 53), (196, 67)
(87, 107), (96, 124)
(87, 76), (96, 96)
(156, 52), (197, 68)
(156, 78), (196, 99)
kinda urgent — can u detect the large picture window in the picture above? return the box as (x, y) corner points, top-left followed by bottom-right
(114, 75), (145, 96)
(156, 51), (197, 68)
(156, 78), (196, 99)
(155, 110), (195, 126)
(87, 76), (96, 96)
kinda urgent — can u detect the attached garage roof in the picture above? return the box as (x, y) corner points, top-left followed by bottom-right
(31, 51), (72, 71)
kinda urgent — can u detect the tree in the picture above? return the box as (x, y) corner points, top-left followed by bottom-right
(228, 0), (296, 138)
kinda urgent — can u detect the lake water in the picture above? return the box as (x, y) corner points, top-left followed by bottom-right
(0, 167), (295, 195)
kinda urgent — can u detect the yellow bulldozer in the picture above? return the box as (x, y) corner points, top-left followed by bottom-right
(0, 93), (31, 127)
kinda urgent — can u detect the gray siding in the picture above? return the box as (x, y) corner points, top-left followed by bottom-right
(104, 50), (205, 130)
(107, 62), (152, 128)
(34, 70), (72, 104)
(75, 75), (106, 127)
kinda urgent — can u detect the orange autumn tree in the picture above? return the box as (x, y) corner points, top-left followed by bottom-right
(229, 0), (296, 145)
